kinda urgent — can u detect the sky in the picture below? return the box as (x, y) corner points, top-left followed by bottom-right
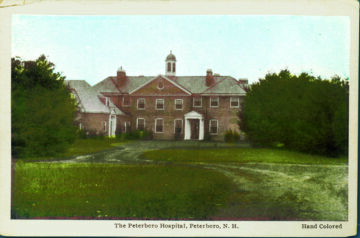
(12, 15), (350, 85)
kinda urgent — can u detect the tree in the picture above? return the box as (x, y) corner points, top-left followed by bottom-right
(12, 55), (77, 158)
(239, 70), (348, 157)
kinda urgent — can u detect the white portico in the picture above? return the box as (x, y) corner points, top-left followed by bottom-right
(184, 111), (204, 140)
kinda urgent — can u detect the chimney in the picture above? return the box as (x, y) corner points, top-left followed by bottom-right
(117, 66), (127, 87)
(206, 69), (214, 87)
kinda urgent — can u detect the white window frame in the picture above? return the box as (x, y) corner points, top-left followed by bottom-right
(230, 97), (240, 108)
(193, 97), (202, 108)
(122, 96), (130, 107)
(209, 119), (218, 135)
(155, 118), (164, 133)
(210, 97), (219, 108)
(155, 99), (165, 110)
(105, 97), (110, 106)
(174, 119), (183, 134)
(137, 98), (145, 110)
(174, 99), (183, 110)
(136, 118), (145, 130)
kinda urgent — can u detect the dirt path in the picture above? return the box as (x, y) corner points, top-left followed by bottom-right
(51, 141), (348, 221)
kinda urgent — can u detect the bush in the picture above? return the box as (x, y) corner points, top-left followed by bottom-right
(224, 130), (240, 143)
(116, 129), (153, 141)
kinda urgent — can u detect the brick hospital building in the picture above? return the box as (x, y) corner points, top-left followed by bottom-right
(66, 51), (247, 140)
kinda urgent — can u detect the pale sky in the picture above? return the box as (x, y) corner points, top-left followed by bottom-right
(12, 15), (350, 85)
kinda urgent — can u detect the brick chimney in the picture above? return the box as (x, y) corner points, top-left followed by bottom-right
(206, 69), (214, 87)
(117, 66), (127, 87)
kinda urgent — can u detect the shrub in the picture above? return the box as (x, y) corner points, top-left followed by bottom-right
(224, 129), (240, 143)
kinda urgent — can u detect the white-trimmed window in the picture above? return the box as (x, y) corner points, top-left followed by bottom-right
(193, 97), (202, 108)
(210, 97), (219, 108)
(136, 118), (145, 130)
(174, 99), (183, 110)
(137, 98), (145, 110)
(174, 119), (183, 134)
(230, 97), (240, 108)
(155, 99), (165, 110)
(122, 96), (130, 107)
(105, 97), (110, 106)
(209, 119), (218, 134)
(155, 118), (164, 133)
(124, 121), (130, 133)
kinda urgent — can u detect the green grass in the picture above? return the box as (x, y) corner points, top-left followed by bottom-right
(12, 162), (232, 219)
(17, 138), (127, 161)
(63, 138), (126, 157)
(142, 148), (347, 165)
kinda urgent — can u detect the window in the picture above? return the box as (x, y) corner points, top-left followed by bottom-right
(105, 97), (110, 106)
(157, 80), (164, 90)
(137, 98), (145, 110)
(210, 97), (219, 108)
(209, 119), (218, 134)
(230, 97), (240, 108)
(167, 62), (171, 72)
(122, 96), (130, 107)
(174, 99), (183, 110)
(193, 97), (202, 107)
(156, 99), (165, 110)
(155, 118), (164, 133)
(136, 118), (145, 130)
(103, 121), (107, 132)
(124, 121), (130, 133)
(174, 119), (183, 134)
(173, 63), (176, 73)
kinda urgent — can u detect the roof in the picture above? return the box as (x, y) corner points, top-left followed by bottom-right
(166, 51), (176, 61)
(92, 75), (246, 95)
(66, 80), (125, 115)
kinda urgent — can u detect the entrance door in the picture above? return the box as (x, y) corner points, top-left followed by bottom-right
(189, 119), (199, 139)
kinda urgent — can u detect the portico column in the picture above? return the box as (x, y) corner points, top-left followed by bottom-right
(184, 119), (191, 140)
(199, 119), (204, 140)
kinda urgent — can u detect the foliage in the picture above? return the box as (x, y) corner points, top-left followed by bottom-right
(224, 129), (240, 143)
(12, 163), (232, 219)
(239, 70), (349, 157)
(142, 148), (347, 165)
(116, 129), (153, 140)
(11, 55), (77, 158)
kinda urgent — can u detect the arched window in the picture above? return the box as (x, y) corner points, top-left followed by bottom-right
(167, 62), (171, 72)
(172, 63), (176, 72)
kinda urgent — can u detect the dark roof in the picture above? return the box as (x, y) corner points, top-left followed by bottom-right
(166, 52), (176, 61)
(92, 75), (246, 95)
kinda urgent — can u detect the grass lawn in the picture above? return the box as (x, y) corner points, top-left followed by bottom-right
(142, 147), (347, 165)
(12, 162), (232, 219)
(62, 138), (126, 157)
(142, 147), (348, 221)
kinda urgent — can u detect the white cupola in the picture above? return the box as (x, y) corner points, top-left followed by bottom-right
(165, 50), (176, 76)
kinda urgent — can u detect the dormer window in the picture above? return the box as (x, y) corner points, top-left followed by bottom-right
(193, 97), (202, 108)
(210, 97), (219, 108)
(105, 97), (110, 106)
(137, 98), (145, 110)
(156, 99), (165, 110)
(230, 97), (240, 108)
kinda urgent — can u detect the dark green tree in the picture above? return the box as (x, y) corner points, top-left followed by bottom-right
(239, 70), (348, 157)
(12, 55), (77, 158)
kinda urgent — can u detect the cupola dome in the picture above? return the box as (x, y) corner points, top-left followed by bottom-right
(166, 50), (177, 61)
